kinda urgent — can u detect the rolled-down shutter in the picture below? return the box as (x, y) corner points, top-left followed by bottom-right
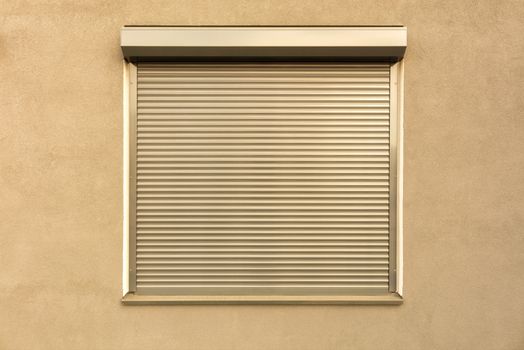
(134, 63), (392, 296)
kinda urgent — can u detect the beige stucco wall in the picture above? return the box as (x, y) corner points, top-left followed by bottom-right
(1, 1), (524, 349)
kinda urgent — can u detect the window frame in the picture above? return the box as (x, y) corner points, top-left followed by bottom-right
(122, 26), (405, 305)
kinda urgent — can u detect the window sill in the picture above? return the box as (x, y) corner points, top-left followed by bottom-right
(121, 292), (403, 305)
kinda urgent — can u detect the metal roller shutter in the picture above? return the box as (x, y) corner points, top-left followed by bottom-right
(133, 63), (393, 296)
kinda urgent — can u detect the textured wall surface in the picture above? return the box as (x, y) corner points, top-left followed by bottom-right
(1, 1), (524, 349)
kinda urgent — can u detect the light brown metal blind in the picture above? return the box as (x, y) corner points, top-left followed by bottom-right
(134, 63), (392, 296)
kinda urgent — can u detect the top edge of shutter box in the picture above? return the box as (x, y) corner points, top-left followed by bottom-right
(121, 26), (407, 60)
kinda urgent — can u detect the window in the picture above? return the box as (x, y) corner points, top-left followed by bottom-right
(122, 27), (405, 304)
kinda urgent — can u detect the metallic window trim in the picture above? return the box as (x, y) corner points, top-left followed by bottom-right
(122, 292), (403, 305)
(127, 63), (138, 293)
(394, 61), (405, 296)
(121, 26), (407, 60)
(389, 63), (398, 292)
(387, 60), (404, 296)
(122, 62), (130, 295)
(123, 61), (405, 303)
